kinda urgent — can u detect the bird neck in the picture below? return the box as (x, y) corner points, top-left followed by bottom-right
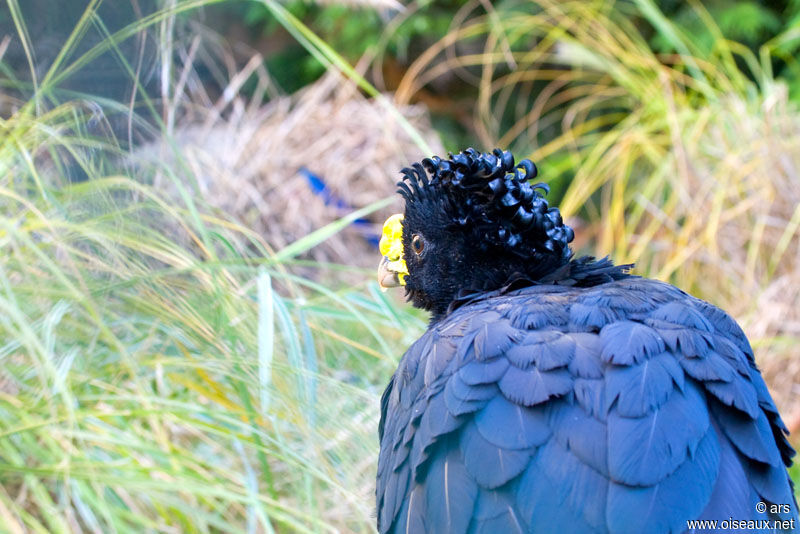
(431, 255), (635, 324)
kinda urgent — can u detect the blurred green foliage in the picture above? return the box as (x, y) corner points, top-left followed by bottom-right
(225, 0), (800, 147)
(654, 0), (782, 51)
(241, 0), (472, 92)
(651, 0), (800, 98)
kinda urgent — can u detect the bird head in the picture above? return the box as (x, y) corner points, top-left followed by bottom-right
(378, 148), (575, 321)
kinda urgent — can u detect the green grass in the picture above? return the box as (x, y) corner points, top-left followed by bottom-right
(0, 0), (798, 532)
(0, 112), (423, 532)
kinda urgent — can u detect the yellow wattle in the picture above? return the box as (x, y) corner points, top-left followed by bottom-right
(380, 213), (408, 285)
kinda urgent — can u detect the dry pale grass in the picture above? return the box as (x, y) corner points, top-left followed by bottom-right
(140, 59), (442, 272)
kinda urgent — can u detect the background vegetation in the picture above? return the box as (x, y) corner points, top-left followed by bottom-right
(0, 0), (798, 532)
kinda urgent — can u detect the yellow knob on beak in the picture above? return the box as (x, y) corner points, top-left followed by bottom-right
(378, 214), (408, 290)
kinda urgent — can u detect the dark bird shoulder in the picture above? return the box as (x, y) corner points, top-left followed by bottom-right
(445, 255), (635, 318)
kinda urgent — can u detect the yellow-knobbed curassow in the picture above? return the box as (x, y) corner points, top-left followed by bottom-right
(375, 148), (798, 534)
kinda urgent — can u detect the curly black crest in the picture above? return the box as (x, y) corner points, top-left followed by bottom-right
(397, 148), (575, 260)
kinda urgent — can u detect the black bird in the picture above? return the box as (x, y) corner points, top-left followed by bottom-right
(375, 148), (798, 534)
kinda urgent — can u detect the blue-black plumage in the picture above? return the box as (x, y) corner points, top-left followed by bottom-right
(376, 149), (798, 533)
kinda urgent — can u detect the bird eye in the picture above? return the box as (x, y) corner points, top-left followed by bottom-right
(411, 234), (425, 255)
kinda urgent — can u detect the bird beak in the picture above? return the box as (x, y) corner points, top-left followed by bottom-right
(378, 256), (403, 290)
(378, 214), (408, 291)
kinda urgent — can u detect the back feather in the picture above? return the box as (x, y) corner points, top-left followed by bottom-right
(377, 278), (798, 534)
